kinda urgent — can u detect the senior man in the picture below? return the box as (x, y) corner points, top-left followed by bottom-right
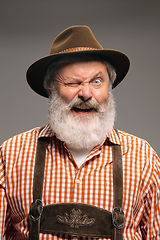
(0, 26), (160, 240)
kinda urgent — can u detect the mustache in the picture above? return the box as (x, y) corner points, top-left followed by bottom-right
(68, 98), (100, 111)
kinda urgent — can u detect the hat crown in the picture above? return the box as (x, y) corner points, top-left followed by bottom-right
(50, 26), (103, 55)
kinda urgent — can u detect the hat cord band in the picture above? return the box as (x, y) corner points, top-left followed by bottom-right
(59, 47), (98, 53)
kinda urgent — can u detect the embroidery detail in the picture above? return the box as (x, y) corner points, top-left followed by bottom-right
(57, 208), (95, 228)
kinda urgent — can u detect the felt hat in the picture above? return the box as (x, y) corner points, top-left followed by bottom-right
(26, 25), (130, 98)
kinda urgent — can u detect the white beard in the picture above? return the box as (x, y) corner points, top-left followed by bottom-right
(48, 86), (116, 150)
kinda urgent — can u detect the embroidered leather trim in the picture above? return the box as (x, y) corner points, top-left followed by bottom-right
(56, 208), (95, 228)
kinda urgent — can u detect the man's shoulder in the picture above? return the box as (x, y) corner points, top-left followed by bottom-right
(1, 127), (41, 149)
(116, 129), (151, 151)
(117, 129), (148, 143)
(117, 129), (159, 159)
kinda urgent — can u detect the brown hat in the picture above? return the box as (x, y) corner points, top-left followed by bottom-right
(26, 25), (130, 98)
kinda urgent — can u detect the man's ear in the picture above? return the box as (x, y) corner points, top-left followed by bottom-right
(47, 88), (51, 97)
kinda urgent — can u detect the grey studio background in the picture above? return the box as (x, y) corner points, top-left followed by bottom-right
(0, 0), (160, 156)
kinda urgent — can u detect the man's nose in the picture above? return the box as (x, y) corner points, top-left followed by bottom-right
(78, 83), (93, 101)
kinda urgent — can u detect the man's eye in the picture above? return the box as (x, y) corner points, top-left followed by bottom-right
(90, 79), (103, 88)
(94, 79), (101, 84)
(65, 82), (80, 87)
(91, 79), (103, 87)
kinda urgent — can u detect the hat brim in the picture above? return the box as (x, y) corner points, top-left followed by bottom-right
(26, 49), (130, 98)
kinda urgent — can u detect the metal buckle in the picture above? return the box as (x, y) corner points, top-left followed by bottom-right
(29, 199), (43, 222)
(112, 207), (124, 230)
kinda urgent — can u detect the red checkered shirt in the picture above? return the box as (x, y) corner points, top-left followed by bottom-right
(0, 124), (160, 239)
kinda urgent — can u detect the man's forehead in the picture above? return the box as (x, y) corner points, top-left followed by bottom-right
(56, 60), (108, 76)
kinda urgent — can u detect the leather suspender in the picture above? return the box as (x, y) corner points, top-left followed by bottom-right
(112, 143), (124, 239)
(29, 135), (47, 240)
(29, 129), (124, 240)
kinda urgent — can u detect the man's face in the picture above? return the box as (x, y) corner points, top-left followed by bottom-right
(54, 61), (109, 120)
(48, 60), (115, 149)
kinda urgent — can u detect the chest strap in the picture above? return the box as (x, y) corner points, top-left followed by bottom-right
(29, 129), (124, 240)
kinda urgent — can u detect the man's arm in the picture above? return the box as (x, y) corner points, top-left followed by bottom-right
(140, 154), (160, 239)
(0, 186), (8, 239)
(0, 145), (8, 239)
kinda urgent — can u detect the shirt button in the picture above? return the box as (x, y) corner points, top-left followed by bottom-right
(76, 179), (81, 184)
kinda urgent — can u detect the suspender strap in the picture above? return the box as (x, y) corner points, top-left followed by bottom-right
(112, 142), (124, 240)
(29, 129), (124, 240)
(29, 130), (47, 240)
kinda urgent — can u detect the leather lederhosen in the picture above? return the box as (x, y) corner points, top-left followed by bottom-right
(29, 129), (125, 240)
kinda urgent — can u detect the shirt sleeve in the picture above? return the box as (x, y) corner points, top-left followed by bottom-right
(0, 145), (9, 239)
(140, 152), (160, 239)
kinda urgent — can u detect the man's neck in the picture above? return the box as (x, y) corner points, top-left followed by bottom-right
(67, 146), (92, 168)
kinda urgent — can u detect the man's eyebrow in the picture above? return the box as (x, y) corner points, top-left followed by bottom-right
(91, 71), (103, 79)
(68, 72), (104, 82)
(55, 71), (104, 83)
